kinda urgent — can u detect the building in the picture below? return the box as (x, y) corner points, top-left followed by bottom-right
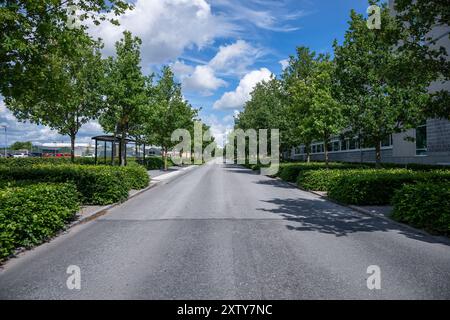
(289, 2), (450, 165)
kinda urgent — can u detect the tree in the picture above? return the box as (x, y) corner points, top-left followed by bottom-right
(334, 3), (433, 167)
(282, 46), (322, 163)
(393, 0), (450, 119)
(10, 141), (32, 151)
(0, 0), (131, 103)
(100, 31), (147, 166)
(145, 66), (197, 170)
(5, 32), (105, 161)
(289, 57), (345, 166)
(236, 77), (289, 156)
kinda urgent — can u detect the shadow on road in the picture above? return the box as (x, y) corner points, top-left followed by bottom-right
(221, 165), (450, 246)
(257, 197), (450, 245)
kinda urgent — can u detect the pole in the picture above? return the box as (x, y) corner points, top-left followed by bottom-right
(1, 125), (7, 157)
(94, 139), (98, 165)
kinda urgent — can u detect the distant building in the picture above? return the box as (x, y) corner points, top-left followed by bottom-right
(38, 142), (94, 157)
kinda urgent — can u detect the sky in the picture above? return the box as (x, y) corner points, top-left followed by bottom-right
(0, 0), (371, 147)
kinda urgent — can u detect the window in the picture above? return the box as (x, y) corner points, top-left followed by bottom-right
(416, 124), (427, 155)
(312, 145), (317, 153)
(349, 138), (358, 150)
(332, 141), (340, 152)
(340, 139), (348, 151)
(317, 143), (324, 153)
(381, 135), (393, 147)
(327, 142), (332, 152)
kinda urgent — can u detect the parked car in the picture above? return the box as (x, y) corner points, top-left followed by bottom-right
(12, 152), (29, 158)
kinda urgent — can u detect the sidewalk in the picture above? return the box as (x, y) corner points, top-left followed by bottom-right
(73, 165), (198, 226)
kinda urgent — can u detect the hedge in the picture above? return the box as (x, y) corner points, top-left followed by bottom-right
(118, 165), (150, 190)
(298, 169), (347, 191)
(327, 169), (450, 205)
(0, 183), (80, 259)
(0, 157), (96, 167)
(0, 165), (150, 205)
(391, 182), (450, 235)
(136, 156), (174, 170)
(277, 162), (367, 182)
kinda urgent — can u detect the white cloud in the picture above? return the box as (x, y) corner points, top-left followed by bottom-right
(89, 0), (237, 66)
(182, 65), (227, 96)
(174, 40), (262, 95)
(213, 68), (272, 110)
(213, 0), (305, 32)
(279, 59), (289, 70)
(209, 40), (262, 75)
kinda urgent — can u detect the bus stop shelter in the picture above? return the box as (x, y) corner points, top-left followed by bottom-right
(92, 135), (140, 165)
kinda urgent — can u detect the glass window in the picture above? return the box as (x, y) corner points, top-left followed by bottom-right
(349, 138), (357, 150)
(312, 145), (317, 153)
(332, 141), (340, 152)
(341, 138), (348, 151)
(416, 125), (427, 155)
(381, 135), (392, 147)
(318, 144), (324, 153)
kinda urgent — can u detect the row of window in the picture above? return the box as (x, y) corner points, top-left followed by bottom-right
(294, 135), (393, 155)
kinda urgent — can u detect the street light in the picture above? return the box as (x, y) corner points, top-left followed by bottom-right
(0, 125), (7, 157)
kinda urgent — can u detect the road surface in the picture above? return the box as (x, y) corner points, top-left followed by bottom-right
(1, 161), (450, 299)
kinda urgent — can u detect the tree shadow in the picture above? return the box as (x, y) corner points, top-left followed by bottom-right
(257, 197), (450, 246)
(254, 179), (296, 189)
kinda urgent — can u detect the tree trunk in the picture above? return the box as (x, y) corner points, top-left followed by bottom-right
(70, 132), (76, 163)
(324, 135), (330, 168)
(120, 133), (126, 167)
(164, 147), (168, 171)
(305, 143), (311, 163)
(375, 139), (382, 169)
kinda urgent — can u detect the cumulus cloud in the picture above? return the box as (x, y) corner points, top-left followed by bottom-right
(88, 0), (237, 66)
(182, 65), (227, 96)
(209, 40), (263, 75)
(173, 40), (262, 95)
(213, 68), (272, 110)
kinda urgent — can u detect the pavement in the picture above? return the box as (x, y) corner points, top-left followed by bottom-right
(1, 160), (450, 299)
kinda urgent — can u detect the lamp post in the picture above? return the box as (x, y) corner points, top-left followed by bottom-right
(0, 125), (6, 157)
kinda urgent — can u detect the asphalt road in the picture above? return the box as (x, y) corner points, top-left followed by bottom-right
(1, 161), (450, 299)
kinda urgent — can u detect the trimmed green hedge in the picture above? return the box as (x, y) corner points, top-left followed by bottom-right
(391, 182), (450, 235)
(327, 169), (450, 205)
(277, 162), (367, 182)
(0, 183), (80, 259)
(137, 156), (174, 170)
(0, 157), (96, 167)
(118, 165), (150, 190)
(298, 169), (347, 191)
(0, 165), (150, 205)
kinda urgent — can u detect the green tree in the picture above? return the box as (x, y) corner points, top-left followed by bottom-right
(100, 31), (147, 166)
(393, 0), (450, 119)
(5, 32), (105, 162)
(0, 0), (131, 102)
(282, 47), (322, 163)
(289, 57), (345, 166)
(334, 3), (433, 167)
(145, 66), (197, 170)
(10, 141), (32, 151)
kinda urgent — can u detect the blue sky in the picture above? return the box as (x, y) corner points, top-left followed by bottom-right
(0, 0), (371, 146)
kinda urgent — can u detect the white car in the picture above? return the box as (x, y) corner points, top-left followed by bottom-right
(12, 153), (28, 158)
